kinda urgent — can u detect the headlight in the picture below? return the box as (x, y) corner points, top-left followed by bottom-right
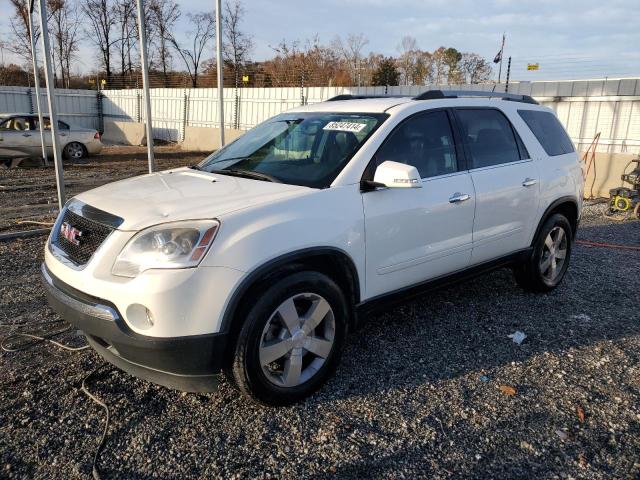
(112, 220), (220, 278)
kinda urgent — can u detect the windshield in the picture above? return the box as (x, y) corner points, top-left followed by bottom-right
(198, 112), (387, 188)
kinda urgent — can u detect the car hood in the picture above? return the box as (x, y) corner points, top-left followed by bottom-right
(75, 167), (312, 231)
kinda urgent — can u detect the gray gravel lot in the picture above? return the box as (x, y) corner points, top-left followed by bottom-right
(1, 201), (639, 479)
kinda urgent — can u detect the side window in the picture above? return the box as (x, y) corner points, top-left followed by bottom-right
(455, 109), (522, 169)
(518, 109), (574, 156)
(0, 117), (31, 131)
(374, 110), (458, 178)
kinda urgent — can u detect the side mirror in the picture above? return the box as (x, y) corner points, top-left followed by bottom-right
(373, 161), (422, 189)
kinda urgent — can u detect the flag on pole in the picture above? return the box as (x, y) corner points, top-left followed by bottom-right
(493, 34), (505, 63)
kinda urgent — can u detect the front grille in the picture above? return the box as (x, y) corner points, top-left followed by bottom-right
(53, 208), (114, 266)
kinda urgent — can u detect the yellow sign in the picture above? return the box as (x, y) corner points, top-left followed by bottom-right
(242, 75), (249, 83)
(100, 79), (107, 86)
(527, 63), (540, 71)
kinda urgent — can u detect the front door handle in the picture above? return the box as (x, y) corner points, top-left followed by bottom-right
(449, 192), (471, 203)
(22, 133), (32, 137)
(522, 178), (538, 187)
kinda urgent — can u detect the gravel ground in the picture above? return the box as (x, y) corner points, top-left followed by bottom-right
(1, 180), (639, 478)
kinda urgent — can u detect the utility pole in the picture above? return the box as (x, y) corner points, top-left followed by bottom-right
(136, 0), (156, 173)
(35, 0), (65, 210)
(28, 6), (48, 166)
(215, 0), (225, 147)
(505, 56), (512, 93)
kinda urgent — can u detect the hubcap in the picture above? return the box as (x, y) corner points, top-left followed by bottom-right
(259, 293), (335, 388)
(67, 143), (83, 159)
(540, 226), (568, 283)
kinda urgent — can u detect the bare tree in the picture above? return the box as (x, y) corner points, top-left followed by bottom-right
(114, 0), (137, 76)
(167, 12), (215, 87)
(83, 0), (118, 82)
(460, 52), (492, 84)
(7, 0), (38, 66)
(222, 0), (253, 88)
(148, 0), (180, 84)
(333, 33), (369, 86)
(47, 0), (81, 88)
(397, 35), (418, 85)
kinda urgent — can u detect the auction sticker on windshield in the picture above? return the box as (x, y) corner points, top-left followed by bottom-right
(323, 121), (367, 132)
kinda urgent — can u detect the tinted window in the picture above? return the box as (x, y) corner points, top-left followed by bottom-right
(518, 110), (574, 156)
(455, 109), (522, 169)
(374, 110), (458, 178)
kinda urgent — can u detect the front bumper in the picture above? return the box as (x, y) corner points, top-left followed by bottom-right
(41, 263), (227, 392)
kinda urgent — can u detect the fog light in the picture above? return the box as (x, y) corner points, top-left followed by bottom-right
(126, 304), (155, 330)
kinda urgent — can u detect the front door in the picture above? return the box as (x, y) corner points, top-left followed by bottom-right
(0, 116), (37, 158)
(362, 110), (476, 299)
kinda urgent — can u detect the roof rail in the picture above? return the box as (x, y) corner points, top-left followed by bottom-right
(326, 94), (408, 101)
(413, 89), (538, 105)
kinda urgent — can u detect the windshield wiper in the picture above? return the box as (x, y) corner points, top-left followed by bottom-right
(211, 168), (281, 183)
(189, 164), (201, 170)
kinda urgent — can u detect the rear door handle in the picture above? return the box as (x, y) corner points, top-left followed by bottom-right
(22, 133), (32, 137)
(522, 178), (537, 187)
(449, 192), (471, 203)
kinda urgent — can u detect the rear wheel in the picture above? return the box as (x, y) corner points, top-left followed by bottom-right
(227, 271), (347, 406)
(514, 213), (572, 292)
(63, 142), (87, 160)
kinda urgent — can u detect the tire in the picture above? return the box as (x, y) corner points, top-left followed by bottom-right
(514, 213), (573, 292)
(63, 142), (87, 161)
(227, 271), (348, 406)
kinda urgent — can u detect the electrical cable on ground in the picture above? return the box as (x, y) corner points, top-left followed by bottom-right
(576, 239), (640, 252)
(0, 321), (89, 352)
(2, 319), (112, 479)
(80, 364), (113, 480)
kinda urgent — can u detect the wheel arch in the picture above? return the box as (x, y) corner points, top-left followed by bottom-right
(219, 247), (361, 361)
(532, 196), (579, 244)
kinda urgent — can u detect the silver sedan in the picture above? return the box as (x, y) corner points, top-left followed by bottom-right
(0, 113), (103, 167)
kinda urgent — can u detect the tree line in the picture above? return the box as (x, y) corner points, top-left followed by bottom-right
(0, 0), (493, 89)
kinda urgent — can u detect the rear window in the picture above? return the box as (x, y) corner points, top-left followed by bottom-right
(518, 110), (574, 156)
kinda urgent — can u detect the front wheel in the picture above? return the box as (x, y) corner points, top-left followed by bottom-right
(514, 213), (573, 292)
(227, 271), (348, 406)
(63, 142), (87, 160)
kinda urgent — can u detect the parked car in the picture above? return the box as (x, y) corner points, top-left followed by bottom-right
(42, 90), (583, 405)
(0, 113), (102, 167)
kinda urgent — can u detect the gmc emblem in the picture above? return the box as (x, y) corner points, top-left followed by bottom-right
(60, 222), (83, 246)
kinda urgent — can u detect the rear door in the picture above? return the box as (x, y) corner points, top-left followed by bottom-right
(362, 109), (476, 299)
(454, 108), (540, 265)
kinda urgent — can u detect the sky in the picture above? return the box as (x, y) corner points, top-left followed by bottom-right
(1, 0), (639, 81)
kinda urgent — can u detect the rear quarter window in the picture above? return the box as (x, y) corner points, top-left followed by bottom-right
(518, 110), (574, 156)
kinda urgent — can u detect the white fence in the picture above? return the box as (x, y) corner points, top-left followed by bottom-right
(2, 78), (640, 153)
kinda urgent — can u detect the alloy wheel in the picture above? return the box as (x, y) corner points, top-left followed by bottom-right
(259, 293), (335, 388)
(539, 226), (568, 283)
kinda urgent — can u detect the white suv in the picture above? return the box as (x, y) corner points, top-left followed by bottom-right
(42, 90), (583, 405)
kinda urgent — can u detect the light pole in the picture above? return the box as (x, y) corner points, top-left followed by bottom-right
(135, 0), (156, 173)
(28, 5), (48, 166)
(35, 0), (65, 210)
(215, 0), (225, 147)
